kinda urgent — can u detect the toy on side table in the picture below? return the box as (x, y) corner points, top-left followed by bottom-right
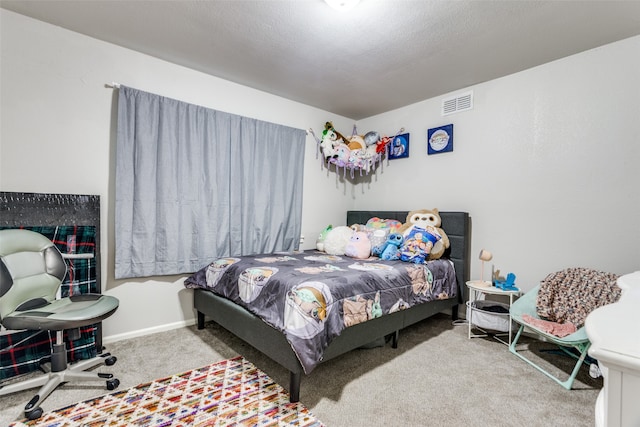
(494, 270), (519, 291)
(469, 249), (518, 291)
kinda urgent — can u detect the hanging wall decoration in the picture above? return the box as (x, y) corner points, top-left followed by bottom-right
(427, 124), (454, 155)
(308, 122), (405, 178)
(388, 133), (410, 160)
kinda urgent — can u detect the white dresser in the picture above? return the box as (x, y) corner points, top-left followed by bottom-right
(585, 271), (640, 427)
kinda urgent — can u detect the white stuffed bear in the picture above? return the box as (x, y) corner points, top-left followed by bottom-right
(322, 226), (354, 255)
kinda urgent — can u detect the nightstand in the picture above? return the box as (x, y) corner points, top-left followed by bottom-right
(466, 280), (520, 346)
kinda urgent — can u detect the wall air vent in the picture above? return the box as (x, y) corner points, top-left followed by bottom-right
(442, 91), (473, 116)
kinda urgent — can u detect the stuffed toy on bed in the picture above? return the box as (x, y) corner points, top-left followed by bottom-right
(322, 225), (354, 255)
(372, 232), (403, 261)
(344, 231), (372, 259)
(316, 225), (333, 252)
(398, 209), (450, 261)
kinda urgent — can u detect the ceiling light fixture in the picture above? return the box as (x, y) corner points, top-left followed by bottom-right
(324, 0), (361, 12)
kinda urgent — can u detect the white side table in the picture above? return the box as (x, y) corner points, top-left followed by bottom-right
(466, 280), (520, 346)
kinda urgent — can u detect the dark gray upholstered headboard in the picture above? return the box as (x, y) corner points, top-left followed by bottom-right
(347, 211), (471, 304)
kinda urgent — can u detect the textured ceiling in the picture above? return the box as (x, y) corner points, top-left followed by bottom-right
(3, 0), (640, 119)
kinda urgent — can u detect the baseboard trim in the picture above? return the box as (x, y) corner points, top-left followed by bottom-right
(103, 319), (197, 345)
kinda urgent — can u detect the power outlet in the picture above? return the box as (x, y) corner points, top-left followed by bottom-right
(299, 235), (305, 244)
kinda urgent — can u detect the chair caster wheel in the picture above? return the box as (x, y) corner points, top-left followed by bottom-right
(26, 407), (43, 420)
(107, 378), (120, 390)
(105, 356), (117, 366)
(589, 363), (602, 379)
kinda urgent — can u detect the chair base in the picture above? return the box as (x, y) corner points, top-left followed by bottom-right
(0, 343), (119, 420)
(509, 324), (591, 390)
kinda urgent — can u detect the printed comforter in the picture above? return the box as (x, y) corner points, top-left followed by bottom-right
(185, 250), (457, 373)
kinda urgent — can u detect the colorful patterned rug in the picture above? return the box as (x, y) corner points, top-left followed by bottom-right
(9, 356), (324, 427)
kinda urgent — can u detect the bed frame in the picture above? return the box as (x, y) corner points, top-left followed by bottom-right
(194, 210), (470, 402)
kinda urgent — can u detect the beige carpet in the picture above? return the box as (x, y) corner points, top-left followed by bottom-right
(0, 313), (601, 426)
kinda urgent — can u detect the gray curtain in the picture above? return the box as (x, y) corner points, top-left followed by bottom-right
(115, 86), (306, 279)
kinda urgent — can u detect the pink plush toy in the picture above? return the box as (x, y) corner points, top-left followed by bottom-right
(344, 231), (372, 259)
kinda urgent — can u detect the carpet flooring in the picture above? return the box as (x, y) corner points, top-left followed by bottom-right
(7, 356), (323, 427)
(0, 313), (601, 426)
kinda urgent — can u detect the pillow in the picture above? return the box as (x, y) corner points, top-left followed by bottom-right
(399, 225), (442, 264)
(365, 217), (402, 231)
(365, 217), (402, 256)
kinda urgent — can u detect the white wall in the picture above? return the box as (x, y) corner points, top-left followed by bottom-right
(357, 35), (640, 289)
(0, 10), (357, 342)
(2, 10), (639, 343)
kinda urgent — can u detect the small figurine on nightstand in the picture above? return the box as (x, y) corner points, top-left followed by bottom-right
(493, 270), (518, 291)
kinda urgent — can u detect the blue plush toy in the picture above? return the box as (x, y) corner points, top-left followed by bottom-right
(494, 272), (518, 291)
(372, 233), (403, 261)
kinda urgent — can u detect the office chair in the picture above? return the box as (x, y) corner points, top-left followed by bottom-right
(0, 229), (120, 420)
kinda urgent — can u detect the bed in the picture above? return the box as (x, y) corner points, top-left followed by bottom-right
(186, 210), (470, 402)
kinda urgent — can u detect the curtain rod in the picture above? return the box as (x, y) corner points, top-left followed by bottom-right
(105, 82), (121, 89)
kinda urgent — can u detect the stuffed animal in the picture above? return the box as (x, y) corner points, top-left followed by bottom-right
(376, 136), (392, 154)
(311, 123), (404, 177)
(361, 144), (379, 173)
(322, 225), (354, 255)
(363, 131), (380, 147)
(324, 121), (349, 144)
(333, 144), (351, 168)
(349, 223), (367, 233)
(347, 134), (365, 151)
(398, 209), (450, 260)
(372, 233), (403, 261)
(316, 225), (333, 252)
(319, 129), (342, 160)
(344, 231), (372, 259)
(319, 122), (349, 160)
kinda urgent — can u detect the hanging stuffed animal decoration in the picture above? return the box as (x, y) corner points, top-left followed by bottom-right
(319, 122), (348, 160)
(308, 123), (405, 178)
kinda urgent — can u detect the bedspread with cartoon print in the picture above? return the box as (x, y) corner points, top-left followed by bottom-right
(184, 250), (457, 373)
